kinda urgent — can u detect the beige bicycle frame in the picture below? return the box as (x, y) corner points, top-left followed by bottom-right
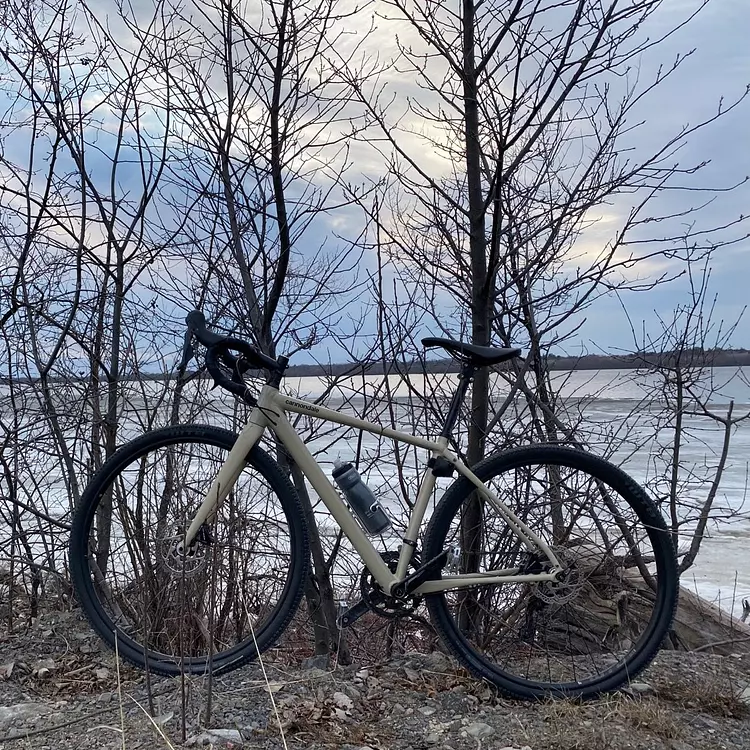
(184, 383), (562, 596)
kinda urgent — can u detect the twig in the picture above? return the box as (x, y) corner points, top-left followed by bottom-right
(693, 635), (750, 653)
(130, 695), (177, 750)
(114, 631), (126, 750)
(247, 619), (289, 750)
(0, 706), (116, 742)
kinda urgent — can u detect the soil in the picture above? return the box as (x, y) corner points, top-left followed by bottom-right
(1, 609), (750, 750)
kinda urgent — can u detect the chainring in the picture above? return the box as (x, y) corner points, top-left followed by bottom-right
(360, 551), (422, 619)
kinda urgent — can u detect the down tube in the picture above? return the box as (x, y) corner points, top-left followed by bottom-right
(270, 412), (397, 592)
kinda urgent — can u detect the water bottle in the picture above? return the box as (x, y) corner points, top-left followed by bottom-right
(332, 459), (391, 535)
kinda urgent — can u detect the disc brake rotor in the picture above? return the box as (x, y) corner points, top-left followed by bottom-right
(157, 525), (209, 577)
(532, 548), (584, 605)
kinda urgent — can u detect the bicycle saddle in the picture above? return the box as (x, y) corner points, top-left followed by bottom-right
(422, 337), (521, 367)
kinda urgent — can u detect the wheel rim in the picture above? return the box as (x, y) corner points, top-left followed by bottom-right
(428, 452), (674, 693)
(80, 435), (297, 667)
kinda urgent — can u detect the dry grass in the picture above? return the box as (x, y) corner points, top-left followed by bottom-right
(609, 697), (682, 739)
(655, 673), (750, 719)
(538, 700), (618, 750)
(532, 694), (682, 750)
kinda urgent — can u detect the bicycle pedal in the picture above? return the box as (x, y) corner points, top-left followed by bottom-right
(337, 599), (370, 629)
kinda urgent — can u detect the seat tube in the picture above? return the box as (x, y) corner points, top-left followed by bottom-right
(439, 364), (474, 439)
(396, 458), (442, 579)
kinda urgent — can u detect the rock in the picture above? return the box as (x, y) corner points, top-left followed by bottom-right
(423, 651), (452, 672)
(690, 715), (718, 730)
(623, 681), (655, 696)
(333, 691), (354, 711)
(738, 685), (750, 705)
(191, 728), (243, 746)
(301, 654), (330, 671)
(402, 667), (421, 682)
(465, 722), (495, 739)
(0, 703), (52, 726)
(419, 706), (437, 716)
(425, 732), (442, 744)
(343, 684), (362, 701)
(355, 668), (370, 681)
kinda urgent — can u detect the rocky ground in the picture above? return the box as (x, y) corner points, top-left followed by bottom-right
(1, 610), (750, 750)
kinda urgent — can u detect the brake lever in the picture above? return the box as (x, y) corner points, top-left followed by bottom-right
(178, 330), (195, 370)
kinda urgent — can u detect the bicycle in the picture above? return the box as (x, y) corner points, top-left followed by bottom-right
(69, 310), (678, 700)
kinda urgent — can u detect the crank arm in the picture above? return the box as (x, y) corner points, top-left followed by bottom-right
(337, 598), (372, 629)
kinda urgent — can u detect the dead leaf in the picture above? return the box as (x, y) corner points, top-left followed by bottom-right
(34, 657), (56, 673)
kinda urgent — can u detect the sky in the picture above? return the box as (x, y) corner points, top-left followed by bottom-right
(564, 0), (750, 355)
(1, 0), (749, 367)
(310, 0), (750, 360)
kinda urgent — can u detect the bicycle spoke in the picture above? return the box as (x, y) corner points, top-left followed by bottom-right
(425, 445), (676, 697)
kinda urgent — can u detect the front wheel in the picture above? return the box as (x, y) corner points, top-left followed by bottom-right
(424, 444), (678, 700)
(69, 425), (309, 676)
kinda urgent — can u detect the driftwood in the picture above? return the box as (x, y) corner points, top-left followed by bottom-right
(519, 554), (750, 658)
(670, 587), (750, 654)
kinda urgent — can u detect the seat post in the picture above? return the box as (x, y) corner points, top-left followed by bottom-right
(439, 362), (475, 439)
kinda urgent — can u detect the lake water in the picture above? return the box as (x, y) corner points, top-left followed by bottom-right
(282, 366), (750, 617)
(3, 366), (750, 616)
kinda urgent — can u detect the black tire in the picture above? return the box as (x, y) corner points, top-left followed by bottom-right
(69, 425), (309, 676)
(424, 444), (678, 700)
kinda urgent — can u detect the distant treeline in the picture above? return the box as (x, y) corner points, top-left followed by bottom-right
(5, 349), (749, 384)
(284, 348), (750, 377)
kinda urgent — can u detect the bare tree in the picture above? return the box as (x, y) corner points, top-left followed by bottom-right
(0, 0), (182, 616)
(113, 0), (381, 661)
(333, 0), (750, 647)
(337, 0), (747, 458)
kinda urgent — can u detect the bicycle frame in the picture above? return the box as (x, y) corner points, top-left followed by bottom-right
(184, 383), (562, 596)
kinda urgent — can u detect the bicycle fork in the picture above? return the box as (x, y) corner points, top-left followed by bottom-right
(182, 408), (271, 550)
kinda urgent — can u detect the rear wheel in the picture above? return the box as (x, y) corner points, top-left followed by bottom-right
(424, 444), (678, 700)
(69, 425), (309, 675)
